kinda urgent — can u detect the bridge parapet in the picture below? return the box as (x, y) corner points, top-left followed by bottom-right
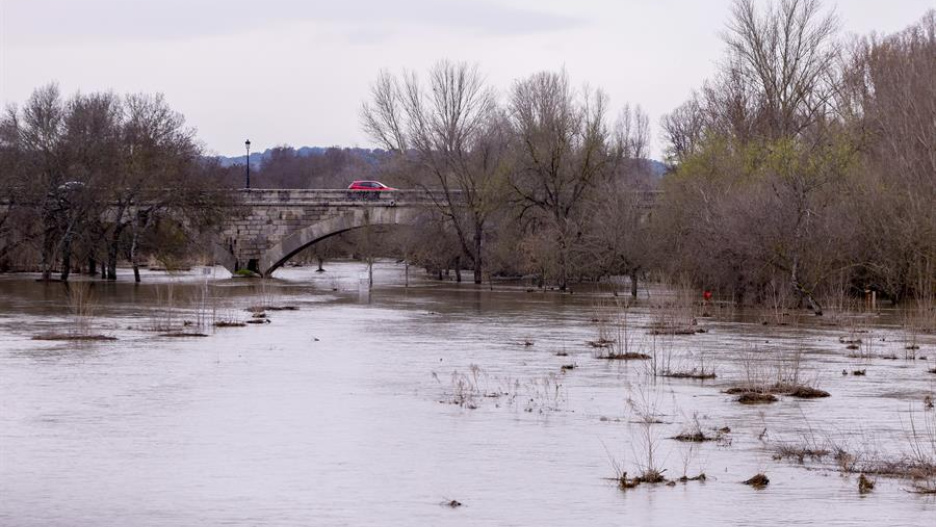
(235, 188), (447, 206)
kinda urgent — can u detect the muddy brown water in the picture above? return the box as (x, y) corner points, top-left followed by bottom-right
(1, 262), (934, 526)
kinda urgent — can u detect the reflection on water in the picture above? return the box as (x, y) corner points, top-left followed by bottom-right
(1, 262), (934, 526)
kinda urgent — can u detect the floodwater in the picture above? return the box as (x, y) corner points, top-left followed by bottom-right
(1, 262), (934, 526)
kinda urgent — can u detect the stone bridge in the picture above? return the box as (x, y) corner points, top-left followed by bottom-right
(216, 189), (438, 276)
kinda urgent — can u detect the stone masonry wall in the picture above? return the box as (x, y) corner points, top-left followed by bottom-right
(219, 189), (421, 271)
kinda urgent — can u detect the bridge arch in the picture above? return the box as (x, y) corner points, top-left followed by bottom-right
(256, 207), (419, 276)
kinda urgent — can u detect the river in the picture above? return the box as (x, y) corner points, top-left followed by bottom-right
(1, 262), (934, 526)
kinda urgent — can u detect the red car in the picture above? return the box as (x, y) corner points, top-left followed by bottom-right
(347, 180), (396, 191)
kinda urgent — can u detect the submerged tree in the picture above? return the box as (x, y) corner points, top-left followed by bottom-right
(362, 60), (510, 284)
(1, 84), (75, 281)
(840, 10), (936, 302)
(507, 70), (615, 290)
(0, 85), (226, 281)
(658, 0), (848, 314)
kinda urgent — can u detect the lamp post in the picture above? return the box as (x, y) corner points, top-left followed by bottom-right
(245, 139), (251, 189)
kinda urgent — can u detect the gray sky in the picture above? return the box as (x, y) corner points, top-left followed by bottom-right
(1, 0), (932, 158)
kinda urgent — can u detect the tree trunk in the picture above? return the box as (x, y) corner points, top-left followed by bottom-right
(107, 259), (117, 279)
(40, 231), (54, 281)
(60, 242), (71, 282)
(106, 207), (128, 281)
(791, 255), (823, 316)
(793, 281), (823, 315)
(557, 229), (569, 291)
(473, 229), (483, 284)
(106, 230), (120, 280)
(455, 257), (462, 283)
(128, 207), (158, 285)
(557, 252), (568, 291)
(40, 203), (57, 282)
(129, 225), (140, 284)
(630, 272), (639, 298)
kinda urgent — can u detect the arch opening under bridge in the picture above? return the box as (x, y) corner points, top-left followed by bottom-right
(252, 207), (420, 277)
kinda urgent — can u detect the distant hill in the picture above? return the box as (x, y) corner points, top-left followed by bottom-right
(215, 146), (355, 169)
(648, 159), (668, 178)
(213, 146), (669, 177)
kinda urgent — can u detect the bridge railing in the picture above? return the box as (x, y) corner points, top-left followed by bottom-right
(235, 188), (456, 206)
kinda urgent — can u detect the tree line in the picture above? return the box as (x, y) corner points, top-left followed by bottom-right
(0, 85), (231, 281)
(657, 1), (936, 311)
(355, 1), (935, 308)
(1, 0), (933, 310)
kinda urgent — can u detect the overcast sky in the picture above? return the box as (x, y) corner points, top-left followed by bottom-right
(1, 0), (932, 158)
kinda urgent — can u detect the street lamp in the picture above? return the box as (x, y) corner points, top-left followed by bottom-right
(245, 139), (251, 189)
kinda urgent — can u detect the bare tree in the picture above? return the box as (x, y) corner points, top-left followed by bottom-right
(60, 91), (124, 280)
(841, 11), (936, 301)
(362, 60), (508, 284)
(99, 93), (200, 281)
(4, 84), (72, 280)
(661, 96), (706, 165)
(579, 105), (654, 295)
(723, 0), (840, 139)
(508, 70), (616, 290)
